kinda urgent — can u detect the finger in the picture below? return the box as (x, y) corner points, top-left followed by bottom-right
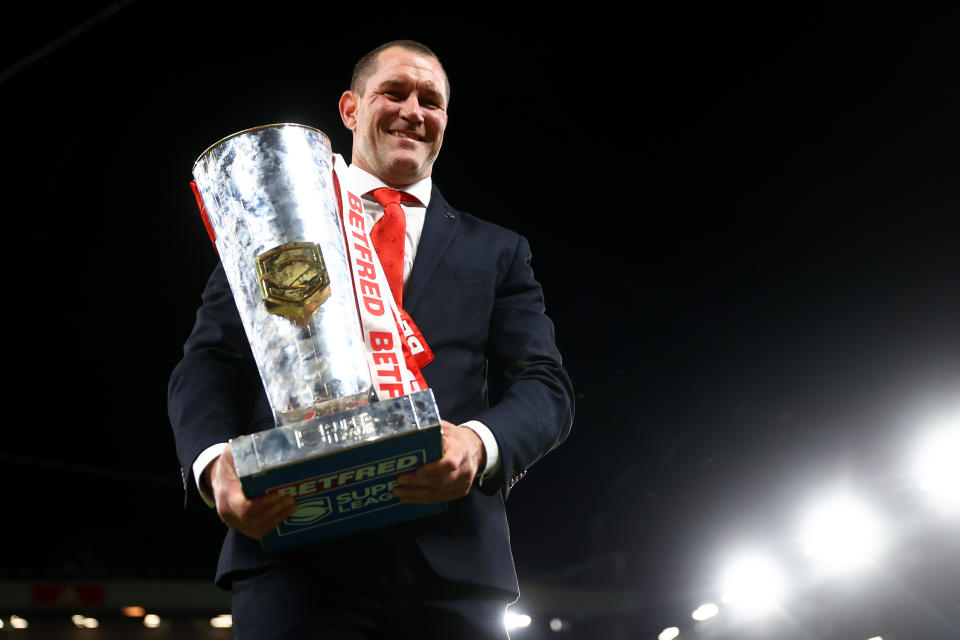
(232, 497), (298, 539)
(402, 457), (458, 478)
(397, 470), (458, 489)
(394, 471), (470, 496)
(258, 494), (297, 519)
(258, 499), (300, 534)
(251, 491), (293, 508)
(221, 491), (290, 525)
(397, 471), (443, 487)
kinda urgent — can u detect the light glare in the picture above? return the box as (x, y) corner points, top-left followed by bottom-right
(801, 494), (884, 571)
(10, 615), (28, 629)
(691, 603), (719, 621)
(504, 612), (532, 630)
(916, 428), (960, 513)
(720, 552), (785, 613)
(659, 626), (680, 640)
(211, 614), (233, 628)
(143, 613), (161, 628)
(122, 606), (146, 617)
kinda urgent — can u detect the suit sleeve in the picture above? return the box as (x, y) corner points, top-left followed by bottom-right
(168, 263), (260, 508)
(472, 234), (574, 499)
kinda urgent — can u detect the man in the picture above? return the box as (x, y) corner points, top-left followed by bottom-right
(169, 40), (574, 639)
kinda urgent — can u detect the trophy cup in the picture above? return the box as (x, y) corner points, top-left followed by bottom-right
(191, 123), (443, 553)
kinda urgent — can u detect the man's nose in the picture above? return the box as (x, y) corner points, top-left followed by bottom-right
(398, 95), (425, 123)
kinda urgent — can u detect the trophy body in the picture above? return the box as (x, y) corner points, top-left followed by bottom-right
(193, 123), (371, 423)
(192, 124), (443, 552)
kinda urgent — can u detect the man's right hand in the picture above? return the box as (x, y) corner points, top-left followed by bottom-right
(205, 444), (299, 540)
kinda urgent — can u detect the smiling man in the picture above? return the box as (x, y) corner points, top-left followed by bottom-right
(169, 40), (574, 639)
(342, 43), (449, 188)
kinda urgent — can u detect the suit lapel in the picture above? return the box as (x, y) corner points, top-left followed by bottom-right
(404, 184), (458, 316)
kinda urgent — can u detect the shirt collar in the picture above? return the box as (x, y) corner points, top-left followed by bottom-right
(347, 164), (432, 208)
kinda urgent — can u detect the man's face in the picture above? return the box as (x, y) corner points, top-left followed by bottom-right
(340, 47), (449, 187)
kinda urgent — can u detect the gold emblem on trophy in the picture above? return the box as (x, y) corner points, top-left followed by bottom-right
(256, 241), (331, 322)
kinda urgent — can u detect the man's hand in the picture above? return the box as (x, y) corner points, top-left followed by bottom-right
(205, 444), (298, 540)
(392, 420), (485, 504)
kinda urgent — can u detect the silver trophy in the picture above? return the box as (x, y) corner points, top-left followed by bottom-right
(192, 124), (443, 551)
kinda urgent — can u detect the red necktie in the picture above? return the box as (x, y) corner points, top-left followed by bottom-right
(370, 188), (407, 307)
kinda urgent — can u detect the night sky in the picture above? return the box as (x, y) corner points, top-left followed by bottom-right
(5, 3), (959, 638)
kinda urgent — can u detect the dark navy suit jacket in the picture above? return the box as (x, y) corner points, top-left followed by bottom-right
(168, 185), (574, 597)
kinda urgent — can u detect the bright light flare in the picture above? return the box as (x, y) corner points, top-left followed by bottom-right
(122, 606), (146, 617)
(504, 612), (532, 630)
(71, 614), (99, 629)
(10, 615), (28, 629)
(658, 626), (680, 640)
(691, 603), (719, 621)
(143, 614), (161, 628)
(915, 427), (960, 513)
(210, 614), (233, 628)
(801, 494), (884, 571)
(720, 552), (785, 613)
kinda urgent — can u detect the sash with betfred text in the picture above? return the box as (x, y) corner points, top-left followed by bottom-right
(331, 154), (434, 400)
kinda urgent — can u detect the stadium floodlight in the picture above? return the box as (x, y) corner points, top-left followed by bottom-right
(915, 426), (960, 514)
(720, 552), (785, 614)
(658, 626), (680, 640)
(801, 493), (884, 572)
(504, 612), (532, 631)
(691, 603), (720, 621)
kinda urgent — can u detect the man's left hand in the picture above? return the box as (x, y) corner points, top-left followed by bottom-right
(393, 420), (485, 504)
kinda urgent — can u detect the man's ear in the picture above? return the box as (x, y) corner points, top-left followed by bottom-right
(339, 90), (358, 131)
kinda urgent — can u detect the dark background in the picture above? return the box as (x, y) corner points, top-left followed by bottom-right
(4, 2), (959, 638)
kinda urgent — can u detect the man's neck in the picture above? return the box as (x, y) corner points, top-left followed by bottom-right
(348, 164), (433, 208)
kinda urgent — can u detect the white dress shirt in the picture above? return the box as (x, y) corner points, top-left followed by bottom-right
(193, 165), (501, 504)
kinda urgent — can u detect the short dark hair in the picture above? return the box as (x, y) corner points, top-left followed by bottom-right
(350, 40), (450, 105)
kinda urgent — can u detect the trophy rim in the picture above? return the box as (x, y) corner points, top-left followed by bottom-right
(193, 123), (332, 170)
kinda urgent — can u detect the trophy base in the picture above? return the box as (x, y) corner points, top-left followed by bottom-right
(230, 389), (445, 554)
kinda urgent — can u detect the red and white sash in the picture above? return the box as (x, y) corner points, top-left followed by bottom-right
(332, 155), (434, 400)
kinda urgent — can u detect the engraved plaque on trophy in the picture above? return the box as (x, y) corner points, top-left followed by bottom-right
(191, 124), (443, 552)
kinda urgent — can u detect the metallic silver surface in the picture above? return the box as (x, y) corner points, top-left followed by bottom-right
(193, 124), (372, 424)
(231, 389), (441, 478)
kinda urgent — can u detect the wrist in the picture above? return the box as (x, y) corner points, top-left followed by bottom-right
(466, 428), (485, 473)
(203, 456), (219, 494)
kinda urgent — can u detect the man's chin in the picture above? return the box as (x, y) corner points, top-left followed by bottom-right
(378, 155), (432, 186)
